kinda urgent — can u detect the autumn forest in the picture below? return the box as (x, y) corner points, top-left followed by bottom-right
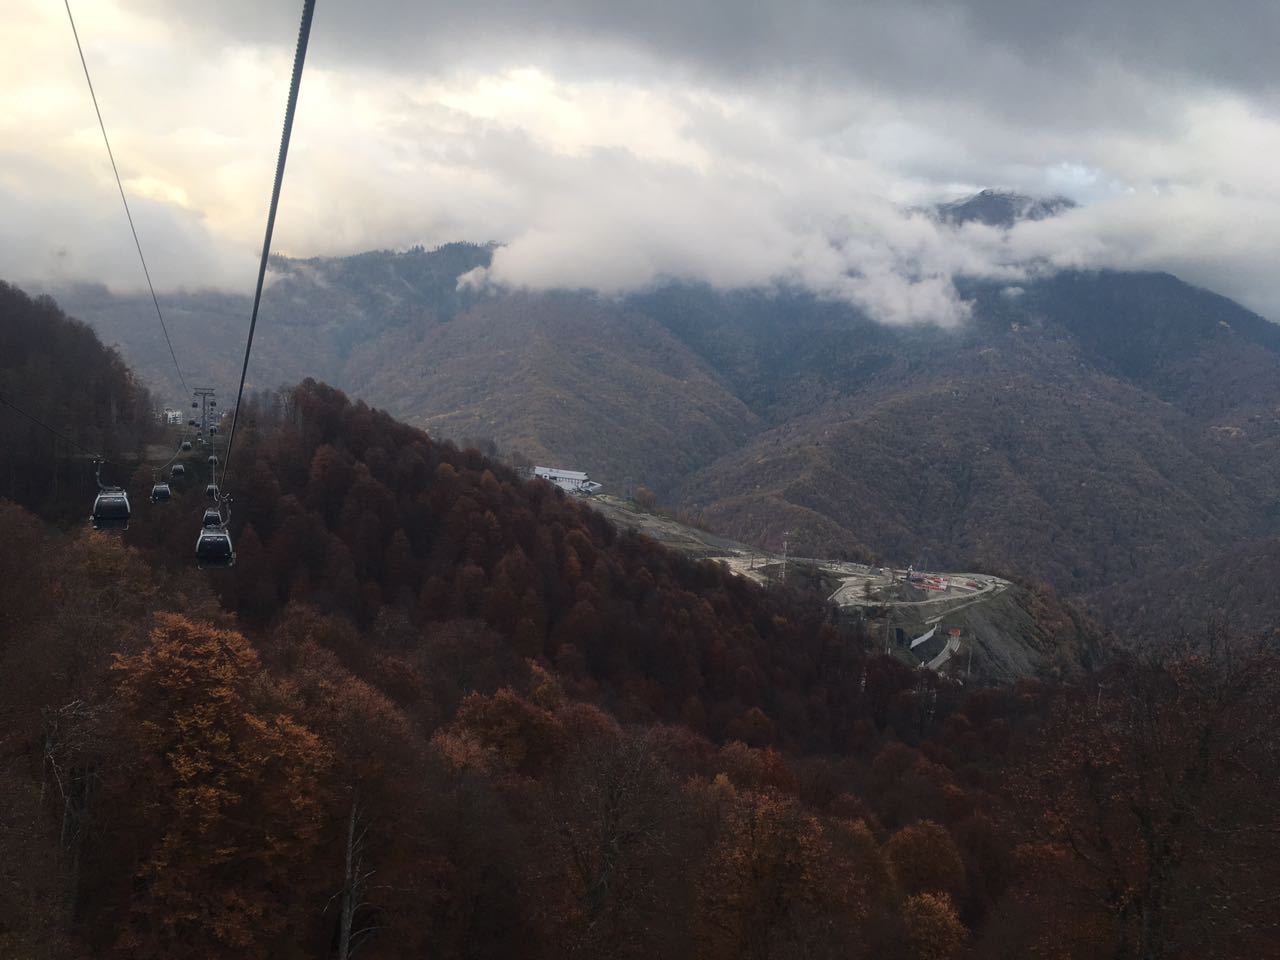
(2, 282), (1279, 959)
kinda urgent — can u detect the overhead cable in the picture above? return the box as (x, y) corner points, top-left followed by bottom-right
(63, 0), (190, 396)
(222, 0), (316, 489)
(0, 391), (102, 460)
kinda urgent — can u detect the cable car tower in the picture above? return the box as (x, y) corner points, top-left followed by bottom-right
(191, 386), (218, 438)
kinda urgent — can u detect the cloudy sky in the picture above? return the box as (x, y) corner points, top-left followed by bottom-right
(5, 0), (1280, 323)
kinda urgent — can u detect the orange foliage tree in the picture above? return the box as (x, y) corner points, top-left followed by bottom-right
(110, 614), (331, 958)
(902, 892), (966, 960)
(1009, 640), (1280, 959)
(696, 784), (880, 960)
(885, 820), (968, 902)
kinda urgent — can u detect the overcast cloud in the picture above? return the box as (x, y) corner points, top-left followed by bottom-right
(5, 0), (1280, 323)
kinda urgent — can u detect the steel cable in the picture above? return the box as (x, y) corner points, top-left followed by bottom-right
(63, 0), (191, 396)
(221, 0), (316, 492)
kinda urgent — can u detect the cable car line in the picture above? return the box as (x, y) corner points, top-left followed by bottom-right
(53, 0), (315, 563)
(2, 391), (135, 527)
(0, 391), (102, 460)
(91, 460), (131, 529)
(62, 0), (190, 396)
(157, 439), (185, 474)
(149, 436), (192, 503)
(221, 0), (316, 497)
(196, 0), (315, 570)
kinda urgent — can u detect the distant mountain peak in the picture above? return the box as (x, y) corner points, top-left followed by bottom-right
(936, 188), (1076, 228)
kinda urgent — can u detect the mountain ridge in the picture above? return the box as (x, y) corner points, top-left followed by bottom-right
(935, 187), (1077, 227)
(29, 225), (1280, 637)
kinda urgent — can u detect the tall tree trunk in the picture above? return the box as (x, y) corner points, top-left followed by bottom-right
(338, 796), (357, 960)
(336, 792), (374, 960)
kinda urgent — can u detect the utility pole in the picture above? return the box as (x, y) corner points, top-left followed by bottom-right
(780, 530), (790, 585)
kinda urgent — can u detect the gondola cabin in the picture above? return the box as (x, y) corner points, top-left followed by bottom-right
(195, 527), (235, 569)
(202, 507), (223, 527)
(207, 455), (218, 466)
(91, 488), (130, 530)
(205, 483), (220, 501)
(181, 440), (192, 451)
(149, 482), (172, 503)
(171, 463), (186, 478)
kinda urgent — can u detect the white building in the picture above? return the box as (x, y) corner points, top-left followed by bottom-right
(533, 466), (603, 495)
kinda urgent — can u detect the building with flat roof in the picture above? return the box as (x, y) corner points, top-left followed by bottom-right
(533, 466), (602, 495)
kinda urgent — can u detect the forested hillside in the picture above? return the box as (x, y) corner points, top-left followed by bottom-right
(2, 445), (1276, 958)
(1, 285), (1277, 957)
(46, 248), (763, 487)
(347, 294), (762, 486)
(45, 244), (494, 406)
(43, 242), (1280, 637)
(668, 272), (1280, 638)
(124, 377), (858, 747)
(0, 281), (154, 520)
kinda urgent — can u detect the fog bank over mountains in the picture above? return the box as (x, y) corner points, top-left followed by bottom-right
(462, 187), (1280, 327)
(10, 0), (1280, 321)
(23, 187), (1280, 331)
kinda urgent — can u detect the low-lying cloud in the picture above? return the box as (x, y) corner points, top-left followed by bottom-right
(6, 0), (1280, 324)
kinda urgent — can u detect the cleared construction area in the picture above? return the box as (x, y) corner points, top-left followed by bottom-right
(591, 494), (1063, 682)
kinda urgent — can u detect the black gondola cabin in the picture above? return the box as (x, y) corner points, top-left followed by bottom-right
(91, 489), (130, 530)
(195, 527), (235, 568)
